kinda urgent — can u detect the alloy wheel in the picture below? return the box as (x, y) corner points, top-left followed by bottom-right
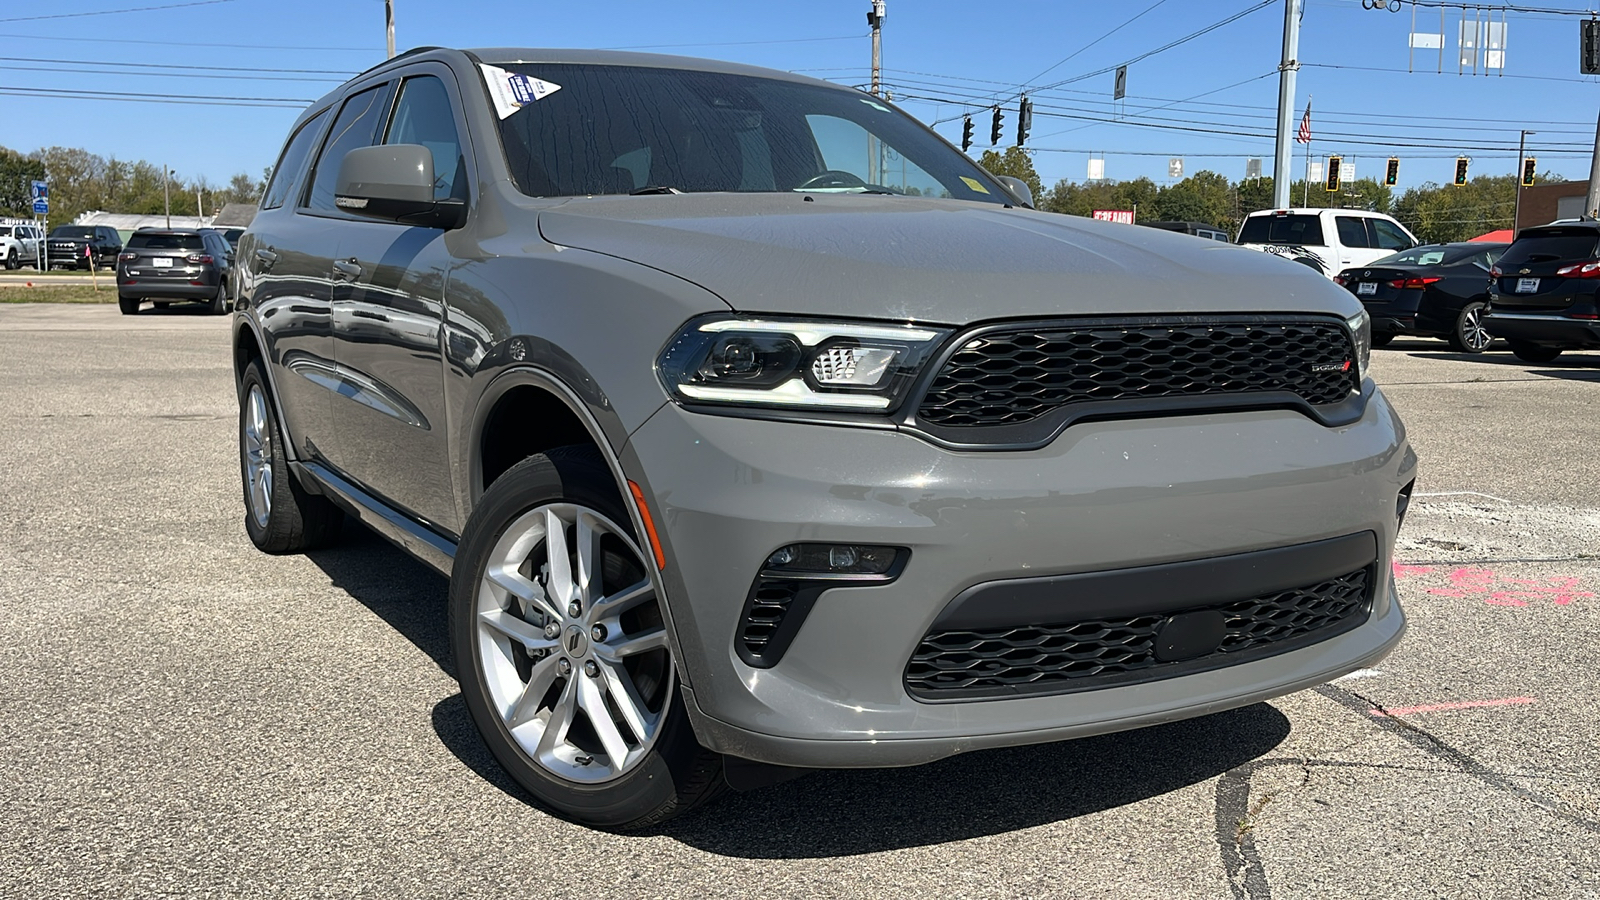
(474, 503), (671, 784)
(1461, 305), (1491, 352)
(243, 385), (273, 529)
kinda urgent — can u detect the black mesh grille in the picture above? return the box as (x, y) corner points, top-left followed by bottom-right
(917, 319), (1357, 428)
(905, 567), (1371, 700)
(740, 580), (801, 660)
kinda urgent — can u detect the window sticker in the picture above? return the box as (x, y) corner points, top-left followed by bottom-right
(480, 64), (562, 119)
(959, 176), (990, 194)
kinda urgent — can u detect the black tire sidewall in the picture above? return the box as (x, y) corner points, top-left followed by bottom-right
(449, 450), (703, 829)
(1452, 302), (1489, 353)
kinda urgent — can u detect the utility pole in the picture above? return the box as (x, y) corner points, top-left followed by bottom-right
(197, 186), (204, 222)
(163, 166), (172, 229)
(1272, 0), (1304, 209)
(386, 0), (395, 59)
(868, 0), (885, 97)
(1587, 110), (1600, 218)
(1515, 129), (1534, 232)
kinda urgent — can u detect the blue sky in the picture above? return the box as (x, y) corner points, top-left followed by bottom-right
(4, 0), (1599, 195)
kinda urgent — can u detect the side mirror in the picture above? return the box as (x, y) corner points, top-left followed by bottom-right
(336, 144), (466, 230)
(993, 175), (1034, 209)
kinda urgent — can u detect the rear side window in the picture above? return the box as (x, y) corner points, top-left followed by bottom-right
(1497, 232), (1600, 268)
(1336, 216), (1370, 248)
(1371, 219), (1413, 250)
(384, 75), (465, 202)
(128, 233), (204, 250)
(307, 85), (390, 211)
(1238, 214), (1325, 247)
(262, 109), (330, 211)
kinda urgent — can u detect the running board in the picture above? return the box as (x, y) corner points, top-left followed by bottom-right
(291, 460), (457, 575)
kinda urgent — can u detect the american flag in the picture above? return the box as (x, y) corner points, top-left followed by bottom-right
(1295, 101), (1312, 144)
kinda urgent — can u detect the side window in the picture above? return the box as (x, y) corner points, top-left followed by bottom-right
(261, 109), (330, 211)
(1372, 218), (1414, 250)
(384, 75), (466, 202)
(1335, 216), (1370, 248)
(306, 84), (390, 211)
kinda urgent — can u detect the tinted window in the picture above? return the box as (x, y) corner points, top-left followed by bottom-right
(51, 226), (93, 238)
(128, 233), (204, 250)
(1374, 245), (1474, 267)
(1497, 231), (1600, 267)
(492, 63), (1007, 203)
(0, 227), (12, 237)
(1238, 214), (1325, 246)
(1371, 219), (1413, 250)
(307, 85), (388, 210)
(262, 109), (330, 210)
(1336, 216), (1369, 248)
(384, 75), (465, 202)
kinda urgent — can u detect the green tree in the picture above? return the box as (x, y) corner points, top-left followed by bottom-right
(1392, 175), (1517, 243)
(1151, 170), (1232, 226)
(0, 147), (47, 217)
(977, 146), (1043, 205)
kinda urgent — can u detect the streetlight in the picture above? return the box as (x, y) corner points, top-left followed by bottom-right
(1514, 130), (1535, 235)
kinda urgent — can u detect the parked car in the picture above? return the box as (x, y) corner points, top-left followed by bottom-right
(0, 223), (44, 269)
(1483, 219), (1600, 363)
(234, 47), (1414, 830)
(1140, 220), (1229, 242)
(218, 227), (245, 249)
(116, 229), (233, 315)
(1333, 242), (1507, 352)
(1237, 208), (1418, 278)
(46, 224), (122, 270)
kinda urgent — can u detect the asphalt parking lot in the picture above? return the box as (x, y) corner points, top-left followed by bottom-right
(1, 303), (1596, 900)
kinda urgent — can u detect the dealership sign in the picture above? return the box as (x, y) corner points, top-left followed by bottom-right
(1092, 209), (1135, 224)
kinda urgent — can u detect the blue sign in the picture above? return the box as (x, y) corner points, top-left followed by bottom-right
(30, 180), (47, 201)
(33, 199), (48, 215)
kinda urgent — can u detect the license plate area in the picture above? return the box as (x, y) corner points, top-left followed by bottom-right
(1357, 282), (1377, 296)
(1516, 277), (1540, 293)
(152, 257), (172, 268)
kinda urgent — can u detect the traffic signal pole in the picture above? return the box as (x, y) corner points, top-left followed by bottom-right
(1272, 0), (1304, 209)
(1586, 109), (1600, 218)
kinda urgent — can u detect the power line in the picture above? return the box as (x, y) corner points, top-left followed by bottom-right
(1033, 0), (1278, 93)
(1020, 0), (1173, 87)
(0, 0), (234, 25)
(600, 34), (864, 50)
(0, 85), (310, 107)
(0, 55), (353, 75)
(1303, 61), (1600, 85)
(0, 31), (377, 52)
(0, 64), (345, 83)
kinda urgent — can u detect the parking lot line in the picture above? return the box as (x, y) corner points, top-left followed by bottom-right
(1370, 696), (1537, 716)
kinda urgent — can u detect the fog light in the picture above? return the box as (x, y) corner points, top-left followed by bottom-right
(763, 543), (901, 576)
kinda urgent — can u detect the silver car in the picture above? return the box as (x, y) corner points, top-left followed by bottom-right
(232, 47), (1414, 829)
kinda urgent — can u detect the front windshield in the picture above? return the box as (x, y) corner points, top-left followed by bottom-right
(52, 226), (93, 238)
(489, 63), (1008, 204)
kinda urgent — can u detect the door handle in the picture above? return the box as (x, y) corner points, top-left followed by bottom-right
(254, 247), (279, 269)
(332, 258), (362, 279)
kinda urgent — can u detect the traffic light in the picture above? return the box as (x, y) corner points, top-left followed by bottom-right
(1017, 96), (1032, 147)
(1454, 156), (1469, 186)
(961, 116), (974, 153)
(1522, 157), (1537, 186)
(1385, 157), (1400, 186)
(1584, 19), (1600, 75)
(990, 106), (1003, 145)
(1325, 155), (1342, 193)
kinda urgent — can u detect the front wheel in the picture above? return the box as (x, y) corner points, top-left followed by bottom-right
(450, 448), (724, 830)
(1448, 301), (1493, 353)
(1508, 340), (1563, 364)
(3, 248), (17, 270)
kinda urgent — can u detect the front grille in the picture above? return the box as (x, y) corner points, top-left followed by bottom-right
(916, 318), (1356, 428)
(905, 566), (1371, 700)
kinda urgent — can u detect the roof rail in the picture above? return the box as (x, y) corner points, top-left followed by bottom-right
(351, 45), (447, 79)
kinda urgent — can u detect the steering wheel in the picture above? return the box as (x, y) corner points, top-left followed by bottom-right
(796, 170), (868, 190)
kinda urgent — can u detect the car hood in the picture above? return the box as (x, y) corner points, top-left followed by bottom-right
(536, 194), (1358, 324)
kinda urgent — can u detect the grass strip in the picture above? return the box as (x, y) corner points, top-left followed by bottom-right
(0, 285), (118, 304)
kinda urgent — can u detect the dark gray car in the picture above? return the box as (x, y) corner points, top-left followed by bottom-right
(117, 229), (234, 315)
(232, 47), (1414, 830)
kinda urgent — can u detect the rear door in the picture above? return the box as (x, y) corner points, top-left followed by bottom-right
(329, 65), (468, 534)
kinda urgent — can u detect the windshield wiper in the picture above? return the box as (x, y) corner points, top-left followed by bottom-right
(630, 185), (682, 195)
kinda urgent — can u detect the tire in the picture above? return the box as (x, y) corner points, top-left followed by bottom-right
(118, 296), (140, 315)
(1370, 332), (1396, 349)
(209, 280), (229, 315)
(1447, 302), (1492, 353)
(4, 248), (17, 270)
(450, 447), (725, 830)
(238, 359), (343, 553)
(1508, 340), (1563, 364)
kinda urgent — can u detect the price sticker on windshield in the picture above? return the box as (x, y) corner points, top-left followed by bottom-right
(1516, 277), (1540, 293)
(480, 64), (562, 119)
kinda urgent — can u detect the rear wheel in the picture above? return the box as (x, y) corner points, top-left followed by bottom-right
(238, 359), (343, 552)
(450, 448), (725, 830)
(1370, 332), (1395, 349)
(1508, 340), (1563, 364)
(1448, 301), (1492, 353)
(209, 280), (229, 315)
(118, 296), (140, 315)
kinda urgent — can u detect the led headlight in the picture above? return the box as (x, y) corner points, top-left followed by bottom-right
(1345, 309), (1371, 383)
(658, 316), (951, 412)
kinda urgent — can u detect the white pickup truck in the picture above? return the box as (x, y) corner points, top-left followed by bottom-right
(1237, 208), (1418, 278)
(0, 223), (44, 270)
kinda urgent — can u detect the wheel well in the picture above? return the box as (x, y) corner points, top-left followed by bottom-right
(479, 385), (601, 493)
(234, 326), (262, 384)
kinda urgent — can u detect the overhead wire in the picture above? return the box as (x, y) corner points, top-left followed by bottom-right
(0, 0), (235, 25)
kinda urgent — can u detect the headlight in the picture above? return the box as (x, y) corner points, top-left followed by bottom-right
(1345, 309), (1371, 383)
(658, 316), (951, 412)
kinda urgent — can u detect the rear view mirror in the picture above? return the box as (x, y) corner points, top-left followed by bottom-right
(336, 144), (465, 230)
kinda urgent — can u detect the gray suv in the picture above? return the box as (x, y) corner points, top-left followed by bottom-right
(233, 47), (1415, 830)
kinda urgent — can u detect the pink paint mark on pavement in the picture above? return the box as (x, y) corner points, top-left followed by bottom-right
(1426, 567), (1593, 608)
(1370, 696), (1537, 717)
(1392, 563), (1434, 578)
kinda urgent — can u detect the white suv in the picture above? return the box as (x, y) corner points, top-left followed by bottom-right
(0, 223), (43, 270)
(1237, 208), (1418, 278)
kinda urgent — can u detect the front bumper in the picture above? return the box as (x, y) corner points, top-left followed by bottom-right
(1483, 311), (1600, 348)
(625, 386), (1416, 768)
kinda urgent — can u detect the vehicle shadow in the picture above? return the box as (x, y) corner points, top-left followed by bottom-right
(1387, 342), (1600, 377)
(312, 525), (1294, 856)
(304, 524), (452, 675)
